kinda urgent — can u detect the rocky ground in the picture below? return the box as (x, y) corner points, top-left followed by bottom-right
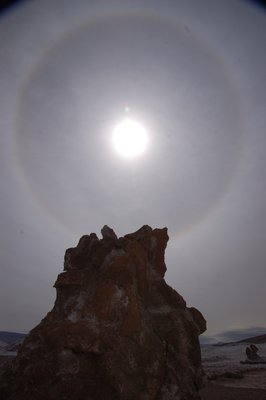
(2, 342), (266, 399)
(201, 382), (266, 400)
(200, 342), (266, 399)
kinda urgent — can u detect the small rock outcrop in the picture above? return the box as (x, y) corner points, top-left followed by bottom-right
(1, 226), (206, 400)
(241, 344), (266, 364)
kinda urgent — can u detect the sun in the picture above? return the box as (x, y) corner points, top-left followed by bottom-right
(112, 118), (148, 158)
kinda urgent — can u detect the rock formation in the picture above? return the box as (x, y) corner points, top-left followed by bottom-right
(242, 344), (266, 364)
(1, 225), (206, 400)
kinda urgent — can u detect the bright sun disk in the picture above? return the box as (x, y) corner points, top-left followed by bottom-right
(112, 118), (148, 158)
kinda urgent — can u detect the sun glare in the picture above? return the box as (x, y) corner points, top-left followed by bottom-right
(112, 118), (148, 158)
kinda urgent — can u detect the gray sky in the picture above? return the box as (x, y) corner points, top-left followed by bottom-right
(0, 0), (265, 338)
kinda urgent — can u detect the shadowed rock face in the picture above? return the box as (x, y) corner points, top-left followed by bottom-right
(1, 226), (206, 400)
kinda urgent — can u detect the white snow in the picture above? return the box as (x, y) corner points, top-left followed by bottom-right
(201, 343), (266, 378)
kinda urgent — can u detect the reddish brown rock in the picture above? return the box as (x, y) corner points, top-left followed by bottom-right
(1, 226), (206, 400)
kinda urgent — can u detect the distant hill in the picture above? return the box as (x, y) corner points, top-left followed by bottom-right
(0, 331), (26, 344)
(238, 333), (266, 344)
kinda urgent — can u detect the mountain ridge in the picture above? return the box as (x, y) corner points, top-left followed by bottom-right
(0, 331), (26, 345)
(238, 333), (266, 344)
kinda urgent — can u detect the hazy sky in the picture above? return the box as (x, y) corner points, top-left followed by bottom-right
(0, 0), (265, 338)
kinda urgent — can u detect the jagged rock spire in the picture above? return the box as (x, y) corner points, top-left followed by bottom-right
(0, 226), (206, 400)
